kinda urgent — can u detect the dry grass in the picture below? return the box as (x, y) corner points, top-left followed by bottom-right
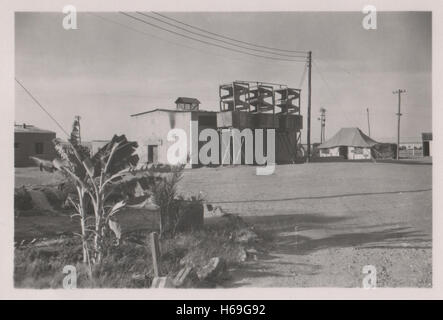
(14, 217), (252, 288)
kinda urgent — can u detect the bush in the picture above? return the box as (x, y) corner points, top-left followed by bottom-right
(40, 186), (65, 209)
(14, 187), (33, 211)
(173, 199), (204, 233)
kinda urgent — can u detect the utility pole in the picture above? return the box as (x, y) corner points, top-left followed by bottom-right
(318, 108), (326, 143)
(366, 108), (371, 137)
(306, 51), (312, 162)
(392, 90), (406, 160)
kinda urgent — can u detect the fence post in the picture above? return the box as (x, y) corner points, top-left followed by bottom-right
(150, 232), (161, 277)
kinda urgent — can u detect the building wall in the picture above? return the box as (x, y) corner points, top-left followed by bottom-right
(319, 146), (340, 157)
(14, 132), (57, 167)
(275, 129), (300, 163)
(130, 111), (218, 167)
(319, 146), (371, 159)
(130, 111), (192, 166)
(347, 146), (371, 160)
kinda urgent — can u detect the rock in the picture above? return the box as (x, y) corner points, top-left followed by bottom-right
(197, 257), (225, 282)
(204, 204), (226, 218)
(173, 266), (199, 288)
(151, 276), (175, 288)
(234, 228), (259, 243)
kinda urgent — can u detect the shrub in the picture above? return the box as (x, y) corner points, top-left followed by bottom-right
(14, 187), (33, 211)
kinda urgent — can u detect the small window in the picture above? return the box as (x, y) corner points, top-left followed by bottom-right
(14, 142), (20, 149)
(35, 142), (44, 154)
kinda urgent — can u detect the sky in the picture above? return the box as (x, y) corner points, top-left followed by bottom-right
(15, 11), (431, 143)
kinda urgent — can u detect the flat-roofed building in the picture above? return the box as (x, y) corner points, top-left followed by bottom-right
(14, 123), (57, 167)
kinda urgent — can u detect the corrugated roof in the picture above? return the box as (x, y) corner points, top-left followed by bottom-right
(130, 108), (216, 117)
(14, 124), (55, 134)
(318, 127), (379, 149)
(175, 97), (201, 104)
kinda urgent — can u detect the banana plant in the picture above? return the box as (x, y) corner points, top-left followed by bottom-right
(34, 134), (140, 265)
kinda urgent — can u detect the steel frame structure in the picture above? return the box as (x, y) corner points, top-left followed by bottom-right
(218, 80), (304, 163)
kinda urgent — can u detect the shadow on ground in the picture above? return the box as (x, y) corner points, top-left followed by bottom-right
(226, 262), (322, 287)
(275, 226), (431, 256)
(226, 212), (431, 287)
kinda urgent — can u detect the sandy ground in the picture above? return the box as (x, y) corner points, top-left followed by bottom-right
(179, 161), (432, 287)
(15, 160), (432, 287)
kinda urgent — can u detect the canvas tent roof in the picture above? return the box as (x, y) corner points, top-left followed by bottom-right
(318, 127), (379, 149)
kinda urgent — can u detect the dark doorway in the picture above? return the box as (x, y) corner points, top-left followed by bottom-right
(339, 146), (348, 159)
(423, 141), (430, 157)
(147, 145), (158, 164)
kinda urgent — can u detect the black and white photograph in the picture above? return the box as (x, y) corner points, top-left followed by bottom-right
(9, 5), (434, 292)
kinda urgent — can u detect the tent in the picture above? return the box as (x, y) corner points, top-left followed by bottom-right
(317, 127), (379, 160)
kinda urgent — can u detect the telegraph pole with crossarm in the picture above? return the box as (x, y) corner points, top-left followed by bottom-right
(393, 89), (406, 160)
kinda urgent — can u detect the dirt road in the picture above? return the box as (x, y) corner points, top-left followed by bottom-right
(180, 161), (432, 287)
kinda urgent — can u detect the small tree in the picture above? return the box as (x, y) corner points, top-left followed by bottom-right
(36, 134), (140, 266)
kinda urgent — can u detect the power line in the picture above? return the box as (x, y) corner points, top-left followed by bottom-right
(137, 12), (307, 59)
(119, 12), (307, 63)
(152, 12), (308, 54)
(312, 60), (338, 102)
(311, 60), (356, 126)
(88, 13), (297, 67)
(15, 77), (70, 137)
(298, 61), (308, 88)
(312, 60), (365, 127)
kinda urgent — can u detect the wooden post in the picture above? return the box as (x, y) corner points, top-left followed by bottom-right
(393, 89), (406, 160)
(150, 232), (161, 277)
(307, 51), (312, 162)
